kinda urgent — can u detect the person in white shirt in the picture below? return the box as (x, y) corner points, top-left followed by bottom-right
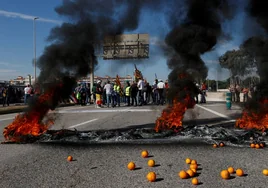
(104, 81), (113, 107)
(157, 79), (165, 105)
(24, 85), (31, 104)
(137, 78), (145, 105)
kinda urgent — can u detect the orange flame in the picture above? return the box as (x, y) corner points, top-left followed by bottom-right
(155, 94), (195, 132)
(3, 86), (59, 142)
(236, 98), (268, 132)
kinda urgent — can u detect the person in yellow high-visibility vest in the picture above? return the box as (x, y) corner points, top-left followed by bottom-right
(125, 81), (131, 106)
(115, 83), (121, 107)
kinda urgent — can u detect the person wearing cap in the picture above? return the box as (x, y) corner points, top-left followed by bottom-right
(157, 79), (165, 105)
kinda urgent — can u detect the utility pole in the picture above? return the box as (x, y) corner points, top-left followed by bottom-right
(33, 17), (39, 84)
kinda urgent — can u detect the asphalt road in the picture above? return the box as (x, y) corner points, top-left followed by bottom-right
(1, 102), (267, 188)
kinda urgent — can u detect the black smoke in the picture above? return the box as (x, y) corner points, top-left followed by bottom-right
(36, 0), (165, 107)
(165, 0), (232, 101)
(241, 0), (268, 101)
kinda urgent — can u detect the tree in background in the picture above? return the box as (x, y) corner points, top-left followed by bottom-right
(219, 49), (257, 85)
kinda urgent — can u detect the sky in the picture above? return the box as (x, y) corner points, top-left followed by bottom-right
(0, 0), (253, 83)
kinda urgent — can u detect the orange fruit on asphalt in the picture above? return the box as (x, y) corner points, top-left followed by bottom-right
(236, 168), (244, 176)
(146, 172), (156, 182)
(67, 156), (73, 161)
(186, 158), (191, 164)
(263, 169), (268, 176)
(219, 142), (225, 147)
(250, 143), (255, 148)
(227, 167), (235, 174)
(179, 170), (188, 179)
(187, 169), (195, 177)
(127, 162), (136, 170)
(141, 150), (149, 158)
(213, 144), (218, 148)
(220, 170), (230, 179)
(148, 159), (155, 167)
(191, 168), (197, 173)
(190, 164), (198, 170)
(191, 160), (197, 165)
(260, 143), (264, 148)
(192, 177), (199, 185)
(255, 144), (260, 149)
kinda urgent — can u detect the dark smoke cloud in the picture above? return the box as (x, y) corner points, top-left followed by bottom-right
(240, 0), (268, 101)
(37, 0), (164, 104)
(247, 0), (268, 33)
(165, 0), (233, 101)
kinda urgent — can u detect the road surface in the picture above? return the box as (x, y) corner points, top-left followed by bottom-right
(1, 102), (267, 188)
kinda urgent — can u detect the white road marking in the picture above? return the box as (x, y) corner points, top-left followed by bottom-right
(0, 117), (14, 122)
(57, 108), (158, 113)
(68, 118), (98, 129)
(196, 104), (231, 119)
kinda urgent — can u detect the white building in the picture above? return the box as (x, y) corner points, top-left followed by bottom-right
(9, 76), (36, 86)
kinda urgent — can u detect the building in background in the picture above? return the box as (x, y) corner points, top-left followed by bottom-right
(77, 75), (133, 85)
(9, 76), (35, 86)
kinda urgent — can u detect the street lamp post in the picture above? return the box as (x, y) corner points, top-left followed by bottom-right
(33, 17), (39, 84)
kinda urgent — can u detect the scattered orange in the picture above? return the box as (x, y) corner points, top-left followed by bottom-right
(191, 168), (197, 173)
(146, 172), (156, 182)
(148, 159), (155, 167)
(191, 160), (197, 165)
(227, 167), (235, 174)
(192, 178), (199, 185)
(255, 144), (260, 149)
(220, 170), (230, 179)
(250, 143), (255, 148)
(219, 142), (225, 147)
(67, 156), (73, 161)
(190, 164), (198, 170)
(186, 158), (192, 164)
(263, 169), (268, 176)
(260, 143), (264, 148)
(127, 162), (136, 170)
(141, 150), (149, 158)
(236, 168), (244, 176)
(187, 169), (195, 177)
(213, 144), (218, 148)
(178, 170), (188, 179)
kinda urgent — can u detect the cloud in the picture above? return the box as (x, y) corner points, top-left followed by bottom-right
(0, 61), (23, 68)
(150, 36), (167, 47)
(0, 10), (62, 24)
(0, 69), (17, 73)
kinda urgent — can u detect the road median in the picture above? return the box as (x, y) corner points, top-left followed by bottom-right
(0, 103), (76, 115)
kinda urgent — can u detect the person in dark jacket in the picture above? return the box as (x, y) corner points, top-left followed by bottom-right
(130, 82), (138, 106)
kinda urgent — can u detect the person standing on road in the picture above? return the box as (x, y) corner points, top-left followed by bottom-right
(242, 87), (249, 103)
(200, 82), (207, 103)
(96, 80), (103, 108)
(24, 84), (31, 105)
(137, 78), (145, 106)
(2, 86), (8, 107)
(125, 81), (131, 106)
(131, 81), (138, 107)
(157, 79), (165, 105)
(104, 81), (112, 108)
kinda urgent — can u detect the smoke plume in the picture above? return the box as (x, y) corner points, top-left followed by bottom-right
(165, 0), (232, 101)
(241, 0), (268, 100)
(36, 0), (164, 107)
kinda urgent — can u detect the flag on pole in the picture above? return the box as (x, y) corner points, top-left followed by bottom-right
(133, 64), (143, 82)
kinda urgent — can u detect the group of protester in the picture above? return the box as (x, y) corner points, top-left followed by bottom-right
(0, 85), (25, 107)
(73, 78), (169, 108)
(229, 84), (257, 103)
